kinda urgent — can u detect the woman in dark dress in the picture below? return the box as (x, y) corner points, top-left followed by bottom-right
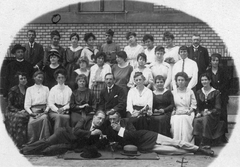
(193, 73), (225, 147)
(70, 74), (96, 127)
(4, 72), (29, 148)
(152, 75), (174, 137)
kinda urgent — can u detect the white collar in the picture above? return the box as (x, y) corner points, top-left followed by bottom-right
(29, 42), (35, 47)
(107, 84), (114, 90)
(16, 59), (24, 62)
(69, 46), (82, 52)
(193, 45), (199, 49)
(202, 87), (215, 96)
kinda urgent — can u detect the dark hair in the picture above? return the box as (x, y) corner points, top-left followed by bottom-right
(95, 52), (106, 62)
(15, 71), (27, 82)
(155, 45), (165, 53)
(178, 45), (189, 54)
(126, 32), (136, 40)
(54, 69), (67, 80)
(27, 29), (36, 36)
(154, 75), (165, 83)
(84, 32), (96, 42)
(70, 33), (80, 41)
(133, 72), (146, 81)
(33, 71), (44, 78)
(137, 53), (147, 62)
(77, 56), (89, 66)
(163, 31), (174, 41)
(175, 72), (189, 82)
(142, 34), (154, 42)
(193, 33), (201, 37)
(50, 30), (61, 39)
(116, 51), (127, 61)
(105, 73), (115, 80)
(75, 74), (88, 86)
(109, 111), (121, 117)
(200, 73), (211, 81)
(106, 29), (114, 36)
(211, 53), (221, 62)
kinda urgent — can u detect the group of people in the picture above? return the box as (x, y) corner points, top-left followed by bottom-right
(3, 29), (230, 156)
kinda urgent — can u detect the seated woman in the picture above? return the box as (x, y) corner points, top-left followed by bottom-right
(24, 71), (51, 144)
(4, 72), (29, 148)
(127, 53), (153, 88)
(193, 73), (225, 147)
(126, 72), (153, 130)
(48, 69), (72, 132)
(70, 74), (95, 127)
(171, 72), (197, 143)
(152, 75), (174, 137)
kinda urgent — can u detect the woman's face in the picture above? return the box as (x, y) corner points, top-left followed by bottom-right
(155, 79), (165, 90)
(50, 55), (59, 64)
(56, 73), (66, 85)
(144, 39), (154, 49)
(87, 37), (95, 46)
(51, 35), (60, 46)
(164, 37), (173, 47)
(201, 76), (211, 87)
(128, 35), (136, 45)
(155, 51), (165, 61)
(71, 36), (79, 46)
(79, 61), (87, 69)
(34, 74), (44, 85)
(179, 49), (188, 59)
(138, 56), (146, 66)
(177, 76), (186, 88)
(97, 56), (104, 66)
(19, 75), (27, 86)
(77, 78), (86, 88)
(134, 75), (145, 87)
(116, 55), (125, 64)
(211, 57), (219, 68)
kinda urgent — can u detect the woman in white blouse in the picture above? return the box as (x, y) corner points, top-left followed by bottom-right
(24, 71), (51, 144)
(48, 69), (72, 132)
(171, 72), (197, 143)
(124, 32), (144, 69)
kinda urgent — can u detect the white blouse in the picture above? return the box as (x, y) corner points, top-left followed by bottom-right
(124, 44), (144, 69)
(127, 87), (153, 115)
(80, 46), (99, 66)
(24, 84), (49, 114)
(144, 46), (156, 65)
(48, 84), (72, 112)
(163, 46), (181, 64)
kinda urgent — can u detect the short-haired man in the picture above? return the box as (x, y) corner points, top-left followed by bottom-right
(24, 29), (44, 70)
(100, 29), (121, 66)
(22, 111), (106, 155)
(188, 34), (210, 90)
(98, 73), (126, 117)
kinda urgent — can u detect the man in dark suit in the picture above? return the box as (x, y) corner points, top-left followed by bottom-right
(107, 112), (214, 156)
(22, 111), (106, 155)
(188, 34), (209, 90)
(98, 73), (126, 117)
(24, 29), (44, 70)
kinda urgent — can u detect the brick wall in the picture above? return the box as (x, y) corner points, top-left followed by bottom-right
(7, 22), (230, 57)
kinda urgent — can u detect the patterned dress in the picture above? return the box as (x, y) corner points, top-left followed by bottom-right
(4, 86), (29, 148)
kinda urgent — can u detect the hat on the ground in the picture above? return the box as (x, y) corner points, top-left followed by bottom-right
(121, 145), (141, 156)
(80, 145), (101, 159)
(11, 44), (26, 54)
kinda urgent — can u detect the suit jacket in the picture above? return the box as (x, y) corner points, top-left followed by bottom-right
(24, 42), (44, 68)
(98, 84), (126, 117)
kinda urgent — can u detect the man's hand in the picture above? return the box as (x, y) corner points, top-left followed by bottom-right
(106, 109), (115, 115)
(57, 108), (64, 114)
(91, 129), (102, 136)
(111, 123), (120, 132)
(196, 113), (201, 118)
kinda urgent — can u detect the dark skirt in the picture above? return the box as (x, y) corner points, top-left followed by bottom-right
(193, 114), (225, 139)
(152, 113), (171, 137)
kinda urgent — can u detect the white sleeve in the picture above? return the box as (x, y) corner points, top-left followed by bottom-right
(187, 62), (198, 89)
(172, 64), (177, 90)
(164, 64), (172, 88)
(126, 89), (134, 114)
(48, 88), (58, 112)
(24, 88), (32, 114)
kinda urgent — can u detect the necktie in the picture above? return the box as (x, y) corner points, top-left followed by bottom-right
(182, 59), (185, 72)
(108, 88), (112, 94)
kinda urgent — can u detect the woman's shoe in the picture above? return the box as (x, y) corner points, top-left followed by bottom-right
(197, 147), (214, 157)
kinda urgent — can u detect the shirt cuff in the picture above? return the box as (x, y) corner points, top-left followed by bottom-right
(118, 127), (125, 137)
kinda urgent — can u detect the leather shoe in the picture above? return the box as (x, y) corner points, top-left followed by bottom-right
(196, 147), (214, 157)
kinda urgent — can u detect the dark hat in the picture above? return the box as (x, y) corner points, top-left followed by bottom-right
(116, 51), (127, 61)
(11, 44), (26, 54)
(121, 145), (141, 156)
(80, 145), (101, 159)
(48, 49), (60, 58)
(106, 29), (114, 36)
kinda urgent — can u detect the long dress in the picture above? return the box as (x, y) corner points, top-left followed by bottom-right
(4, 86), (29, 148)
(171, 88), (197, 143)
(193, 88), (225, 139)
(64, 46), (82, 89)
(124, 44), (144, 69)
(152, 90), (174, 137)
(70, 88), (96, 127)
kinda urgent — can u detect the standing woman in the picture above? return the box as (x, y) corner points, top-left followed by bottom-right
(64, 33), (83, 89)
(206, 53), (229, 136)
(24, 71), (51, 144)
(193, 73), (225, 147)
(151, 46), (172, 89)
(80, 32), (99, 67)
(4, 72), (29, 148)
(171, 72), (197, 143)
(163, 31), (180, 66)
(89, 52), (111, 107)
(152, 75), (174, 137)
(111, 51), (133, 94)
(70, 74), (96, 127)
(124, 32), (144, 69)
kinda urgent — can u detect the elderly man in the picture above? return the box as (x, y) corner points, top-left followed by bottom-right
(22, 111), (106, 155)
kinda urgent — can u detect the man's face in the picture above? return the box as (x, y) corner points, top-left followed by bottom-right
(93, 113), (105, 127)
(51, 35), (60, 46)
(27, 31), (36, 43)
(105, 74), (114, 87)
(15, 49), (24, 60)
(109, 113), (121, 124)
(105, 34), (113, 43)
(179, 49), (188, 59)
(192, 36), (201, 47)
